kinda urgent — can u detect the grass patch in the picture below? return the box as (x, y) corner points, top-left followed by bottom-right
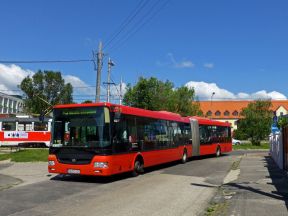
(205, 202), (228, 216)
(233, 142), (270, 150)
(0, 149), (49, 162)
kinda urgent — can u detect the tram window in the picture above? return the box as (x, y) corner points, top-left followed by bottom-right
(2, 122), (16, 131)
(18, 123), (33, 131)
(34, 122), (48, 131)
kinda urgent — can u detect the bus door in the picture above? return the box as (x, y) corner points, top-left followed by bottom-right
(190, 119), (200, 156)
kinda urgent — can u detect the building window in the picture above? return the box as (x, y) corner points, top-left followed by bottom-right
(234, 120), (238, 126)
(215, 111), (221, 116)
(224, 111), (230, 116)
(232, 111), (238, 116)
(3, 98), (8, 107)
(206, 111), (212, 116)
(280, 112), (284, 116)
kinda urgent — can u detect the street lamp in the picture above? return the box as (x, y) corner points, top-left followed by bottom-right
(210, 92), (215, 118)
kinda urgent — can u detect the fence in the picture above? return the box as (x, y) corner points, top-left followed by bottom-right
(270, 127), (288, 171)
(283, 126), (288, 171)
(270, 132), (283, 169)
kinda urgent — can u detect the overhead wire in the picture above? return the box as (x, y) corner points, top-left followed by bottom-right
(107, 0), (171, 54)
(0, 59), (93, 64)
(103, 0), (151, 50)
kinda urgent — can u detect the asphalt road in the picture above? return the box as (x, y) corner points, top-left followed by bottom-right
(0, 151), (246, 216)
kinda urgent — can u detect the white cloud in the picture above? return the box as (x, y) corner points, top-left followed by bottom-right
(185, 81), (287, 101)
(0, 64), (34, 95)
(203, 63), (214, 69)
(175, 60), (195, 68)
(0, 64), (126, 103)
(166, 53), (195, 69)
(63, 75), (127, 102)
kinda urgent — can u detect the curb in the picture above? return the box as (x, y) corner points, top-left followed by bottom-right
(0, 159), (12, 164)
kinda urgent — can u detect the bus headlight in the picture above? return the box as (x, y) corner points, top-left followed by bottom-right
(94, 162), (108, 168)
(48, 160), (55, 166)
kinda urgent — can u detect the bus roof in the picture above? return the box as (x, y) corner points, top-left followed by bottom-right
(54, 102), (189, 123)
(189, 116), (231, 127)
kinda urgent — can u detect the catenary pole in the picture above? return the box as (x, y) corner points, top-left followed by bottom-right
(95, 42), (103, 102)
(120, 76), (123, 105)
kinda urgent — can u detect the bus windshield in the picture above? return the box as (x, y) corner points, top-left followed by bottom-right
(52, 107), (111, 149)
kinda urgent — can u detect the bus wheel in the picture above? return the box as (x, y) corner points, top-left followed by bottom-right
(216, 146), (221, 157)
(131, 159), (143, 177)
(181, 150), (188, 164)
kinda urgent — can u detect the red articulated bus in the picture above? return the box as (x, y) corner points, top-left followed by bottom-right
(0, 117), (52, 147)
(48, 103), (231, 176)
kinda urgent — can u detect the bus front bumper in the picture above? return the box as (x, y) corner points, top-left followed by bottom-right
(48, 154), (113, 176)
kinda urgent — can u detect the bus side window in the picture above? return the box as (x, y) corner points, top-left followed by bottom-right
(113, 114), (132, 153)
(199, 125), (211, 144)
(136, 117), (157, 151)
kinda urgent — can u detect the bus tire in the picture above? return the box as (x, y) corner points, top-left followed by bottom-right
(131, 158), (144, 177)
(216, 146), (221, 157)
(181, 149), (188, 164)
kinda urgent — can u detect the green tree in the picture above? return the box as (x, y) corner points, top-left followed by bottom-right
(82, 100), (93, 104)
(123, 77), (202, 116)
(236, 100), (272, 145)
(124, 77), (174, 111)
(167, 86), (203, 116)
(20, 70), (73, 114)
(277, 116), (288, 128)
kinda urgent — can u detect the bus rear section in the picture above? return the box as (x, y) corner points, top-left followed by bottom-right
(190, 117), (232, 157)
(0, 117), (52, 147)
(48, 103), (192, 176)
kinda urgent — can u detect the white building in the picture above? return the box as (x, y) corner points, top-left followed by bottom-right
(0, 92), (24, 114)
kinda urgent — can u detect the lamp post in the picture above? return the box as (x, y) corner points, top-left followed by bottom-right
(210, 92), (215, 118)
(107, 58), (115, 103)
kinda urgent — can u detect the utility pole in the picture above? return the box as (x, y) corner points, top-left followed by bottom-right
(94, 42), (103, 102)
(106, 58), (115, 102)
(119, 77), (123, 105)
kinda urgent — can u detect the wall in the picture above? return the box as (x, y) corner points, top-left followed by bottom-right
(270, 132), (283, 169)
(276, 106), (288, 116)
(214, 118), (238, 131)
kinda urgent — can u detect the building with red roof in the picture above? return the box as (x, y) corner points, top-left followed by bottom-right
(199, 100), (288, 130)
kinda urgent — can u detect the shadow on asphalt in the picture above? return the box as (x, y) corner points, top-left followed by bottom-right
(264, 156), (288, 211)
(224, 156), (288, 211)
(50, 154), (230, 184)
(190, 183), (218, 188)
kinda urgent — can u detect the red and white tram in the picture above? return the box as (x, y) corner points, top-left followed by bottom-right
(0, 117), (52, 147)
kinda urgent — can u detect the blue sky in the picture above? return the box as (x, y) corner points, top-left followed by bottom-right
(0, 0), (287, 102)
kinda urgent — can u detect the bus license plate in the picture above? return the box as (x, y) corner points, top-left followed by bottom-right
(67, 169), (80, 174)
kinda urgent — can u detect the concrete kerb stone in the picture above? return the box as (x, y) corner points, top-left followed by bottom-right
(0, 159), (12, 164)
